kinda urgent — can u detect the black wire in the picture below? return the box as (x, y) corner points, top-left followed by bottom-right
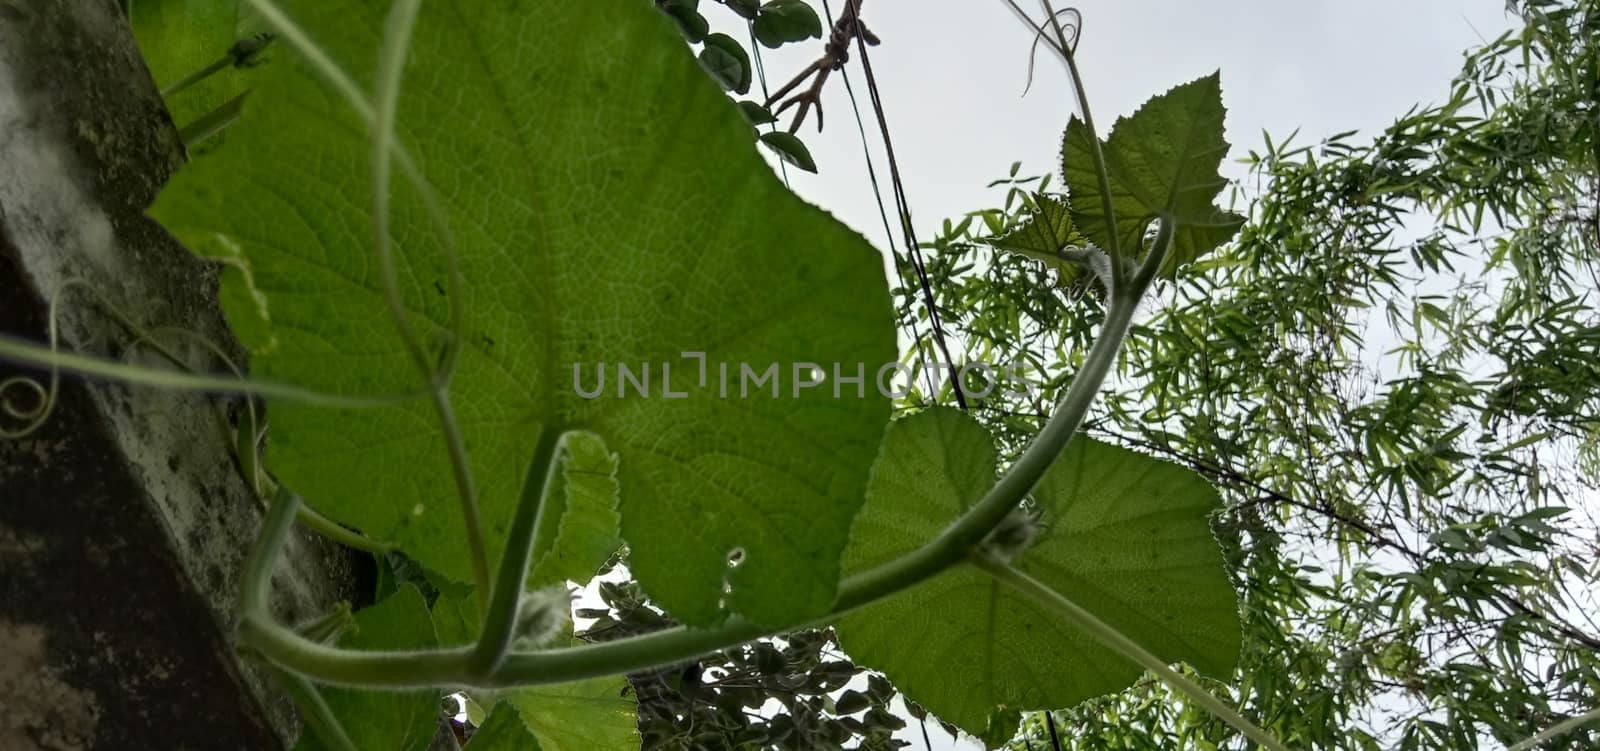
(749, 23), (791, 187)
(1046, 711), (1066, 751)
(819, 0), (940, 398)
(841, 0), (971, 408)
(822, 4), (897, 259)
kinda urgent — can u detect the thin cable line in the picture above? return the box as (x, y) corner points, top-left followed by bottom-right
(843, 3), (970, 408)
(820, 0), (939, 398)
(749, 25), (791, 187)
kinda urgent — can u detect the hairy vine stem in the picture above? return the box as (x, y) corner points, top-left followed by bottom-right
(363, 0), (492, 605)
(469, 428), (568, 676)
(235, 0), (489, 601)
(0, 327), (429, 408)
(1001, 0), (1127, 290)
(269, 667), (358, 751)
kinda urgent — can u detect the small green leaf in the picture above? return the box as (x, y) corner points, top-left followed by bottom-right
(835, 689), (871, 715)
(432, 597), (640, 751)
(374, 548), (474, 607)
(738, 100), (779, 126)
(463, 702), (543, 750)
(295, 587), (438, 751)
(989, 195), (1083, 259)
(723, 0), (762, 19)
(754, 642), (786, 675)
(760, 131), (818, 172)
(428, 592), (479, 649)
(698, 46), (742, 92)
(753, 0), (823, 48)
(987, 194), (1098, 288)
(699, 32), (752, 94)
(659, 0), (710, 42)
(1061, 72), (1245, 277)
(528, 432), (621, 588)
(836, 409), (1242, 735)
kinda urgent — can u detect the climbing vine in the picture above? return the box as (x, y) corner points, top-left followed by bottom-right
(0, 1), (1592, 750)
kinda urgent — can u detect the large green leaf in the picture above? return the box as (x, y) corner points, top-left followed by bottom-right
(1061, 73), (1245, 277)
(296, 587), (438, 751)
(150, 0), (894, 627)
(836, 408), (1241, 735)
(432, 598), (639, 751)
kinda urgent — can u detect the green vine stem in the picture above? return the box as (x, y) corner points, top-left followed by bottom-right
(161, 54), (234, 100)
(0, 332), (427, 408)
(295, 501), (397, 555)
(178, 91), (249, 148)
(970, 551), (1290, 751)
(236, 413), (396, 555)
(238, 0), (489, 601)
(1002, 0), (1127, 290)
(160, 33), (274, 99)
(269, 666), (358, 751)
(363, 0), (491, 603)
(470, 428), (568, 675)
(241, 487), (301, 616)
(241, 0), (465, 373)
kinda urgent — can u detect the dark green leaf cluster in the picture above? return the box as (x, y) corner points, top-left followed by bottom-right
(581, 578), (912, 751)
(662, 0), (826, 171)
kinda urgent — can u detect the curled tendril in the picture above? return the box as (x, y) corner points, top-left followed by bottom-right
(0, 278), (92, 439)
(0, 376), (52, 438)
(0, 278), (251, 442)
(1021, 7), (1083, 98)
(6, 285), (395, 549)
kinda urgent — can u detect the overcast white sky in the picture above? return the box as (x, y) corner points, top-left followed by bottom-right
(725, 2), (1521, 748)
(738, 0), (1516, 254)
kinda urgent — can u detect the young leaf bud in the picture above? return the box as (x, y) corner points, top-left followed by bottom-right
(513, 586), (572, 650)
(980, 507), (1043, 563)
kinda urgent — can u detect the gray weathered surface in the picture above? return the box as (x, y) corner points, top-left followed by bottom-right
(0, 1), (369, 747)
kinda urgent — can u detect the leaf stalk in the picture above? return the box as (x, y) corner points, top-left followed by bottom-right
(469, 428), (568, 677)
(970, 551), (1290, 751)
